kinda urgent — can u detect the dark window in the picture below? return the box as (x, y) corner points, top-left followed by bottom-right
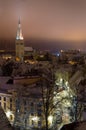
(20, 43), (23, 45)
(24, 111), (26, 114)
(38, 121), (41, 127)
(38, 112), (41, 116)
(37, 103), (42, 108)
(4, 97), (6, 101)
(24, 101), (27, 106)
(32, 120), (34, 125)
(37, 109), (42, 116)
(10, 104), (12, 111)
(31, 113), (34, 116)
(24, 106), (27, 111)
(37, 111), (42, 116)
(31, 102), (34, 106)
(10, 115), (13, 120)
(10, 98), (12, 102)
(4, 103), (6, 110)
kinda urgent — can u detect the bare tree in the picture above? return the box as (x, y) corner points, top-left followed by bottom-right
(39, 65), (83, 130)
(39, 67), (66, 130)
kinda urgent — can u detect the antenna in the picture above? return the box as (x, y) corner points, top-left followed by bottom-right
(18, 17), (20, 25)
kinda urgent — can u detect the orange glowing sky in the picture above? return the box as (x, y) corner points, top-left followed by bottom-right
(0, 0), (86, 50)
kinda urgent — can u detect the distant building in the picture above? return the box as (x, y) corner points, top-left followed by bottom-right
(0, 20), (37, 61)
(15, 19), (24, 61)
(60, 49), (81, 61)
(24, 46), (35, 60)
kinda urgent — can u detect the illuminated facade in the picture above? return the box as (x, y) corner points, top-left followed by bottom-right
(0, 90), (44, 128)
(15, 19), (24, 61)
(53, 70), (76, 128)
(0, 76), (46, 129)
(0, 91), (15, 124)
(14, 96), (44, 128)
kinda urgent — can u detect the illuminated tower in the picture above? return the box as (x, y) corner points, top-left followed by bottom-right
(15, 19), (24, 61)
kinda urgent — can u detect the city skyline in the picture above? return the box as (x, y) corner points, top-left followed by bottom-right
(0, 0), (86, 51)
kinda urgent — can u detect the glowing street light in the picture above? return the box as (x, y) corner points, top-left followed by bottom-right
(48, 115), (53, 124)
(6, 110), (11, 118)
(32, 116), (39, 121)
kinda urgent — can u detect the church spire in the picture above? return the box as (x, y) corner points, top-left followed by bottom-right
(16, 19), (24, 40)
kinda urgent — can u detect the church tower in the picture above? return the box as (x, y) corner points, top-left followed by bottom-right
(15, 19), (24, 61)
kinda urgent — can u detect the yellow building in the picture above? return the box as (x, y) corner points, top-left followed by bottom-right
(0, 90), (15, 124)
(0, 88), (44, 128)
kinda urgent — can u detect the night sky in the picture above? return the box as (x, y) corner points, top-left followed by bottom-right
(0, 0), (86, 51)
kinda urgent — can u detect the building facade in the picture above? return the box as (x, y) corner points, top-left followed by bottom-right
(0, 89), (44, 128)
